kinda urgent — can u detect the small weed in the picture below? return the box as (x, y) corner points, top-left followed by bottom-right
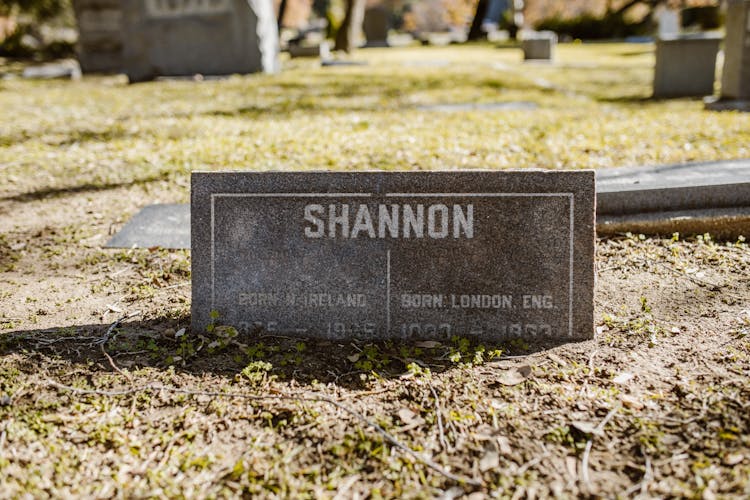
(241, 360), (273, 384)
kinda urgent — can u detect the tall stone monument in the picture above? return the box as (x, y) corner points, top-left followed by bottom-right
(707, 0), (750, 109)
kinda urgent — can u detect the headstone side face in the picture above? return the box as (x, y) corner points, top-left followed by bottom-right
(720, 0), (750, 99)
(122, 0), (279, 82)
(653, 35), (721, 97)
(191, 171), (596, 343)
(72, 0), (124, 73)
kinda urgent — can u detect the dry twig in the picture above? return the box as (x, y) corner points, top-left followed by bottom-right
(581, 405), (620, 488)
(429, 383), (450, 453)
(95, 311), (142, 346)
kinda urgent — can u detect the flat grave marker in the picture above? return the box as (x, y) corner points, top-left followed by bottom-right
(191, 171), (595, 341)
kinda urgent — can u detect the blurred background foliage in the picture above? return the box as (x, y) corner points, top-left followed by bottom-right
(0, 0), (75, 58)
(0, 0), (724, 60)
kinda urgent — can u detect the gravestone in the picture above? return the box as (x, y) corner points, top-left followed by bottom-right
(191, 171), (595, 342)
(653, 34), (721, 97)
(106, 204), (190, 249)
(522, 31), (557, 61)
(121, 0), (279, 82)
(288, 41), (330, 59)
(655, 5), (680, 38)
(22, 60), (82, 80)
(72, 0), (124, 73)
(363, 7), (390, 48)
(718, 0), (750, 101)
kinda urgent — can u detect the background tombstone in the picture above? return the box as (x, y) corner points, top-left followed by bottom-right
(72, 0), (124, 73)
(522, 31), (556, 61)
(719, 0), (750, 101)
(655, 4), (680, 39)
(121, 0), (279, 82)
(653, 34), (721, 98)
(363, 7), (390, 48)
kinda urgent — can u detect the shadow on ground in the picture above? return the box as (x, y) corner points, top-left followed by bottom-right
(1, 316), (584, 390)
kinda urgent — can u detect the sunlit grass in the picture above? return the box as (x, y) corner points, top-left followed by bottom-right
(1, 43), (749, 199)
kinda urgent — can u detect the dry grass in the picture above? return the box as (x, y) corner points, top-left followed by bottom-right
(1, 43), (749, 498)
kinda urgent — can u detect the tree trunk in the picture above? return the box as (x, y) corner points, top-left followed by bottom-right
(334, 0), (365, 52)
(468, 0), (489, 41)
(277, 0), (288, 31)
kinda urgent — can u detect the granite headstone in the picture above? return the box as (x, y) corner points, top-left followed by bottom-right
(522, 31), (556, 61)
(363, 7), (390, 48)
(72, 0), (124, 73)
(719, 0), (750, 100)
(653, 34), (721, 98)
(121, 0), (279, 82)
(191, 171), (595, 341)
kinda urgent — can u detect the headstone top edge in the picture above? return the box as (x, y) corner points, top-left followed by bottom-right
(190, 169), (596, 176)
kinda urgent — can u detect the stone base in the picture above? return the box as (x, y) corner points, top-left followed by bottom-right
(704, 96), (750, 111)
(362, 41), (389, 48)
(288, 41), (331, 59)
(288, 44), (321, 58)
(597, 207), (750, 240)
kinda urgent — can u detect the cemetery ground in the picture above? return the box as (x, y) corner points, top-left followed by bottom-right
(1, 43), (749, 497)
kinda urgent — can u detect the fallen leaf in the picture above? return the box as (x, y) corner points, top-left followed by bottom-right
(414, 340), (441, 348)
(496, 436), (512, 455)
(565, 456), (578, 479)
(347, 353), (361, 363)
(620, 394), (644, 410)
(490, 399), (506, 410)
(398, 408), (418, 424)
(661, 435), (680, 446)
(175, 328), (186, 339)
(547, 353), (567, 367)
(473, 424), (495, 441)
(479, 450), (499, 472)
(613, 372), (634, 385)
(442, 487), (464, 500)
(497, 365), (532, 386)
(723, 453), (744, 466)
(571, 420), (604, 437)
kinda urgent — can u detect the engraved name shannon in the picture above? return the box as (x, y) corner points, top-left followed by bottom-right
(303, 203), (474, 239)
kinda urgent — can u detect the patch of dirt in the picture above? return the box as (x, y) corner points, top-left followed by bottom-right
(1, 184), (749, 497)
